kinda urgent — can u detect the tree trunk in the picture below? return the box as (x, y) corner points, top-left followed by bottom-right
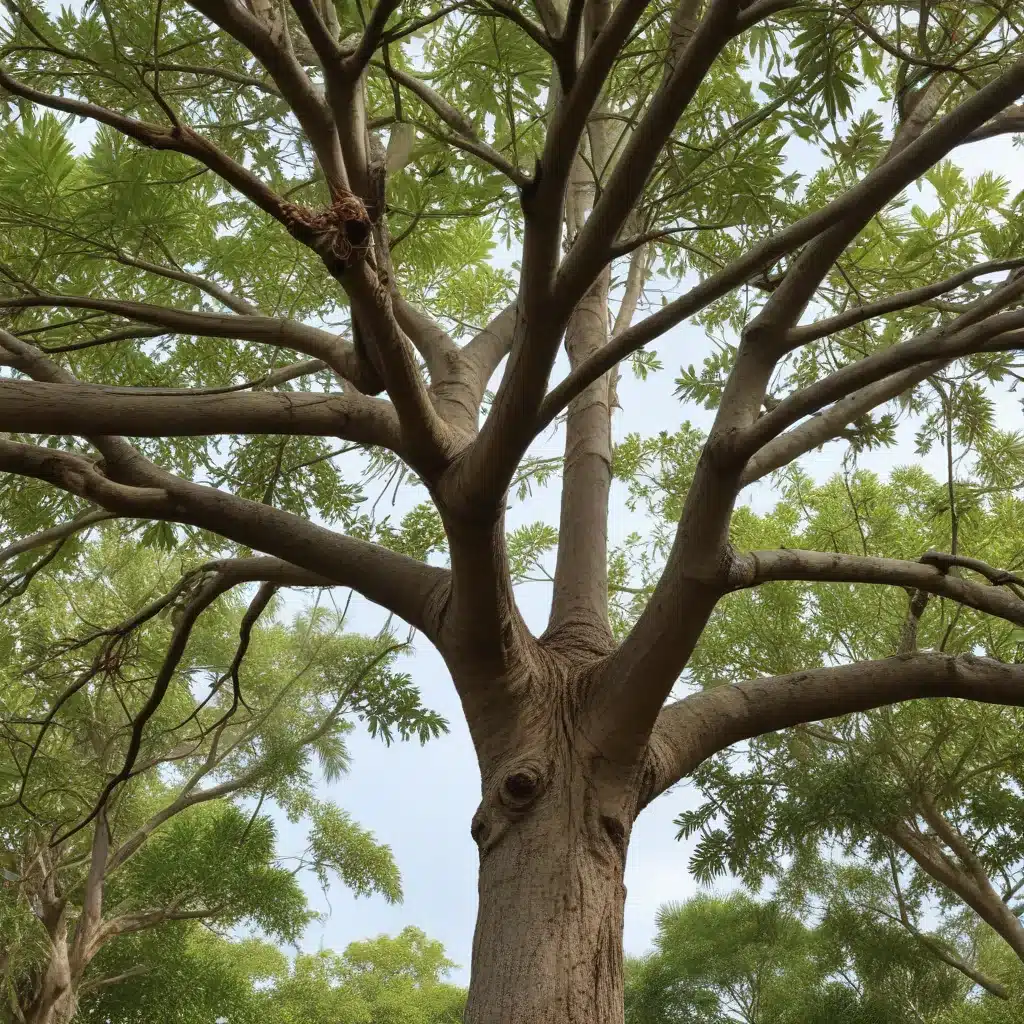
(462, 688), (634, 1024)
(465, 819), (627, 1023)
(21, 937), (75, 1024)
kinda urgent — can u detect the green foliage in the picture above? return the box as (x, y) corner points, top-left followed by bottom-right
(80, 925), (466, 1024)
(625, 892), (965, 1024)
(260, 927), (466, 1024)
(0, 532), (445, 1013)
(1, 0), (1023, 1019)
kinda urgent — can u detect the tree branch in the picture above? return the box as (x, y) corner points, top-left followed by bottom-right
(741, 307), (1024, 457)
(109, 253), (259, 316)
(0, 440), (450, 640)
(96, 903), (228, 945)
(345, 0), (405, 77)
(642, 654), (1024, 806)
(0, 510), (116, 566)
(740, 360), (942, 486)
(728, 548), (1024, 626)
(0, 293), (376, 390)
(546, 269), (613, 642)
(0, 65), (303, 226)
(343, 262), (456, 473)
(966, 103), (1024, 142)
(186, 0), (349, 191)
(378, 63), (531, 184)
(539, 57), (1024, 423)
(785, 257), (1024, 347)
(0, 380), (403, 450)
(391, 294), (459, 382)
(555, 0), (742, 309)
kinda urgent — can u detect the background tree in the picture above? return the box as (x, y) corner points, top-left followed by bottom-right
(79, 924), (466, 1024)
(1, 0), (1024, 1021)
(0, 533), (444, 1024)
(624, 893), (1004, 1023)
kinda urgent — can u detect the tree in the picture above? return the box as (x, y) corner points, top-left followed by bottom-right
(80, 924), (466, 1024)
(0, 534), (444, 1023)
(1, 0), (1024, 1020)
(255, 926), (466, 1024)
(77, 927), (288, 1024)
(624, 892), (967, 1023)
(668, 463), (1024, 998)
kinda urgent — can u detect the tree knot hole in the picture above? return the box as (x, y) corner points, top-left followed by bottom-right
(501, 768), (542, 810)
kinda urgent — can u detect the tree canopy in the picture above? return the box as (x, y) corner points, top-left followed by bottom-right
(1, 0), (1024, 1021)
(0, 533), (444, 1022)
(79, 924), (466, 1024)
(624, 892), (1024, 1023)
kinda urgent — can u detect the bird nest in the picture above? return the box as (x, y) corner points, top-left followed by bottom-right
(281, 191), (371, 266)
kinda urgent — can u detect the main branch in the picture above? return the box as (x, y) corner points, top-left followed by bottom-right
(642, 654), (1024, 806)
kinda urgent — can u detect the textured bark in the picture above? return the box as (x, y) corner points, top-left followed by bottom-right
(4, 3), (1024, 1020)
(462, 660), (635, 1024)
(22, 926), (74, 1024)
(467, 816), (627, 1024)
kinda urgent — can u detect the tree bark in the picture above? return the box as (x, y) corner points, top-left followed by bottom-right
(462, 664), (634, 1024)
(22, 919), (75, 1024)
(466, 826), (627, 1024)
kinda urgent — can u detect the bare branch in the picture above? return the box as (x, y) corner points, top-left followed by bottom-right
(742, 310), (1024, 457)
(477, 0), (553, 52)
(0, 65), (301, 226)
(461, 301), (518, 395)
(391, 294), (459, 381)
(0, 380), (404, 450)
(109, 253), (260, 316)
(911, 930), (1008, 1000)
(70, 814), (108, 969)
(53, 571), (235, 844)
(96, 903), (228, 945)
(740, 360), (941, 486)
(0, 510), (116, 566)
(202, 554), (339, 589)
(966, 103), (1024, 142)
(920, 550), (1024, 588)
(555, 0), (743, 308)
(343, 262), (456, 472)
(345, 0), (405, 77)
(728, 548), (1024, 626)
(0, 440), (450, 639)
(546, 270), (613, 642)
(379, 63), (531, 184)
(643, 654), (1024, 805)
(786, 257), (1024, 347)
(0, 293), (375, 389)
(187, 0), (349, 191)
(540, 57), (1024, 423)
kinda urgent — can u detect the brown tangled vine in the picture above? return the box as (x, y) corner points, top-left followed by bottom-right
(280, 190), (372, 267)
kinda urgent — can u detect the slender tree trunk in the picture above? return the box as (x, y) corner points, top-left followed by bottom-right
(462, 670), (634, 1024)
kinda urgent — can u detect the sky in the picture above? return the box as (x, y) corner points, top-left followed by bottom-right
(14, 0), (1024, 983)
(273, 126), (1024, 983)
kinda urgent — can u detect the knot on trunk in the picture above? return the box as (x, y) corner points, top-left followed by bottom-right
(280, 192), (371, 267)
(501, 766), (544, 810)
